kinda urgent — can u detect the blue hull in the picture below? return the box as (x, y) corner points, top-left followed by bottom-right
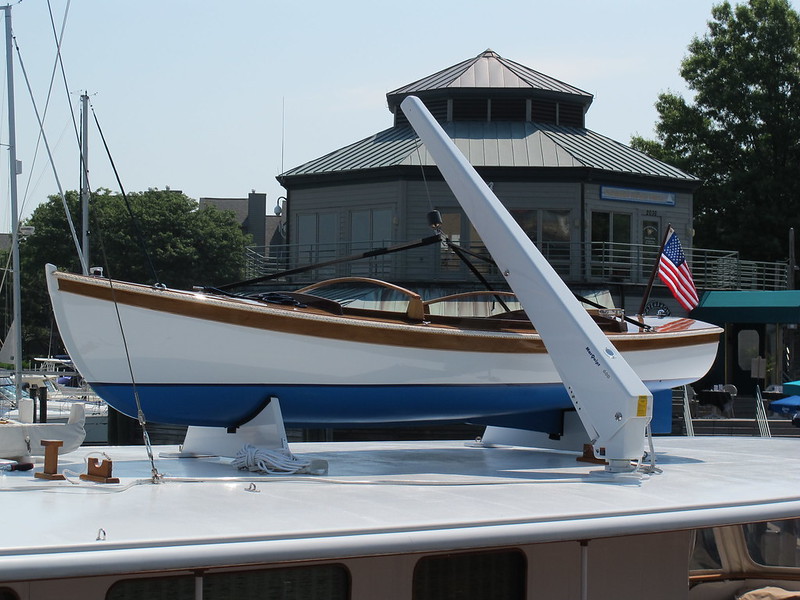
(92, 383), (674, 434)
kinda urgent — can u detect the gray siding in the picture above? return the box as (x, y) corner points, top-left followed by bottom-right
(290, 181), (402, 244)
(282, 177), (697, 288)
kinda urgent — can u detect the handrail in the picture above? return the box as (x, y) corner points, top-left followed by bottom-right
(244, 240), (789, 291)
(754, 386), (772, 438)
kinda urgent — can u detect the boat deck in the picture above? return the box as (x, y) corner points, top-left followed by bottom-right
(1, 436), (799, 583)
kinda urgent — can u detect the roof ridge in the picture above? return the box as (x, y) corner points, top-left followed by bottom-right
(535, 123), (696, 179)
(387, 55), (476, 96)
(535, 124), (592, 168)
(498, 55), (592, 98)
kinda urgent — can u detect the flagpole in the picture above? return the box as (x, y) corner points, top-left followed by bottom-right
(637, 223), (672, 316)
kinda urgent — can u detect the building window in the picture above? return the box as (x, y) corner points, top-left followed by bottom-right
(490, 98), (526, 121)
(557, 103), (584, 127)
(412, 549), (526, 600)
(511, 208), (571, 273)
(737, 329), (761, 372)
(531, 99), (557, 124)
(296, 212), (338, 274)
(591, 210), (632, 279)
(350, 208), (393, 246)
(439, 211), (464, 272)
(349, 207), (394, 277)
(541, 209), (571, 264)
(453, 98), (488, 121)
(511, 209), (538, 240)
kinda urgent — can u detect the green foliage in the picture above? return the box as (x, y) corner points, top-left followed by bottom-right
(633, 0), (800, 261)
(14, 189), (249, 357)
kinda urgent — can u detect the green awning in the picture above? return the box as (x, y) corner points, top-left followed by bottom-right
(692, 290), (800, 324)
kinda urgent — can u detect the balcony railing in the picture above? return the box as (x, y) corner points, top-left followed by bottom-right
(243, 240), (789, 291)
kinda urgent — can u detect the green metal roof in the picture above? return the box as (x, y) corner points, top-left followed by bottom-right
(279, 122), (697, 183)
(692, 290), (800, 324)
(386, 49), (593, 110)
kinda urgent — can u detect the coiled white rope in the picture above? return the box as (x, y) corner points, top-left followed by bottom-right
(232, 444), (311, 475)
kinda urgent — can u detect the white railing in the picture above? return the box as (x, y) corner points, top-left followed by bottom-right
(243, 240), (789, 291)
(754, 386), (773, 438)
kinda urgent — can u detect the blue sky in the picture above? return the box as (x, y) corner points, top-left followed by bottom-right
(0, 0), (789, 232)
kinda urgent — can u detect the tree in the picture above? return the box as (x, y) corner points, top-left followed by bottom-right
(631, 0), (800, 261)
(14, 188), (249, 358)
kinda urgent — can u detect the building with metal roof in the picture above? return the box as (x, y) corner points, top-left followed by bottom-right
(257, 49), (800, 393)
(272, 49), (704, 315)
(279, 121), (694, 183)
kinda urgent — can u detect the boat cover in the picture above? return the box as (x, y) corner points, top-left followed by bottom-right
(782, 381), (800, 395)
(768, 395), (800, 416)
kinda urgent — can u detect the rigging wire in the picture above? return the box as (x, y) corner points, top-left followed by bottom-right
(17, 0), (72, 224)
(12, 34), (87, 273)
(44, 0), (80, 152)
(90, 105), (161, 286)
(413, 131), (435, 214)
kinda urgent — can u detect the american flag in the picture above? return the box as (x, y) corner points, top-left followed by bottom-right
(658, 228), (699, 311)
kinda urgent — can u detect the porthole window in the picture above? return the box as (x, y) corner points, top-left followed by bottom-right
(0, 588), (20, 600)
(204, 564), (349, 599)
(107, 575), (194, 600)
(106, 564), (350, 600)
(413, 549), (526, 600)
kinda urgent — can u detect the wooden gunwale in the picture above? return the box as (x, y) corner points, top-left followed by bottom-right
(54, 272), (720, 354)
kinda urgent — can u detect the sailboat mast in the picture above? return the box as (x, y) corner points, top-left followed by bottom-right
(80, 92), (89, 274)
(3, 5), (22, 403)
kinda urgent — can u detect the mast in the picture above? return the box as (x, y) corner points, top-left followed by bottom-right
(4, 5), (22, 405)
(80, 92), (89, 274)
(401, 96), (651, 469)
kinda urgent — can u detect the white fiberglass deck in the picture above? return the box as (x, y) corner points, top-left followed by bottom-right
(1, 436), (799, 582)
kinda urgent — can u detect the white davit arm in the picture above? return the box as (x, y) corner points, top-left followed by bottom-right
(401, 96), (651, 469)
